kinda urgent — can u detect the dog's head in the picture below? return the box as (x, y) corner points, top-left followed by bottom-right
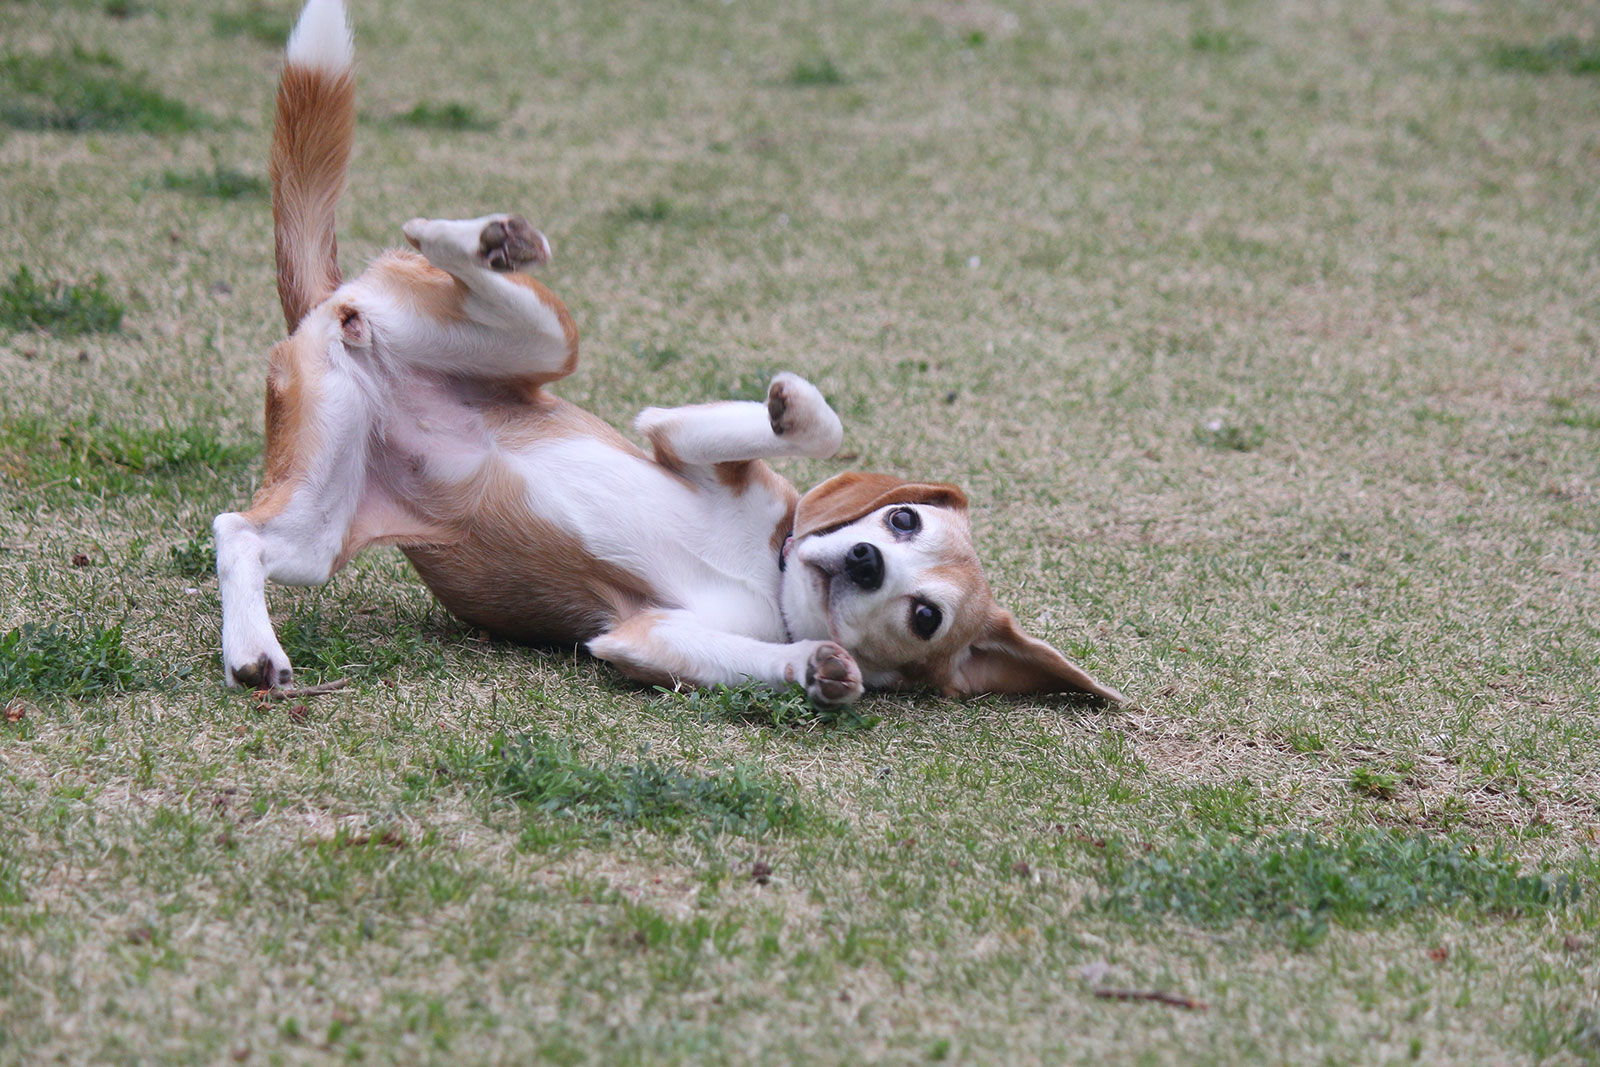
(779, 472), (1124, 702)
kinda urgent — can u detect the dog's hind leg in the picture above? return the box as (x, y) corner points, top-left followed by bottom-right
(375, 214), (579, 385)
(211, 341), (441, 689)
(634, 372), (843, 467)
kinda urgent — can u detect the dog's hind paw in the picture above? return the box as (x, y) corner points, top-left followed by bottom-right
(805, 641), (863, 708)
(767, 373), (843, 457)
(403, 214), (551, 273)
(226, 651), (293, 691)
(478, 215), (550, 271)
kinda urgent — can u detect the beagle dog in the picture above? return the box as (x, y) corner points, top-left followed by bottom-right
(213, 0), (1124, 708)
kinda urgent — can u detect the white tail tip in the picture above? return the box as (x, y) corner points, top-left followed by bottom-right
(286, 0), (353, 74)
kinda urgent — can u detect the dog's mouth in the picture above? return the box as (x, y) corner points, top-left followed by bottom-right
(803, 560), (845, 644)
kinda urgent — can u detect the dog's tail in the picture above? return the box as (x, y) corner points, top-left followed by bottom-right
(271, 0), (355, 333)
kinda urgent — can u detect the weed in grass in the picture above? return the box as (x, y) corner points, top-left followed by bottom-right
(618, 196), (676, 224)
(659, 680), (880, 732)
(788, 57), (846, 87)
(1490, 37), (1600, 76)
(211, 3), (292, 46)
(0, 267), (123, 337)
(1549, 398), (1600, 431)
(0, 622), (148, 699)
(1190, 28), (1255, 55)
(391, 101), (496, 132)
(469, 732), (816, 839)
(168, 534), (216, 578)
(1101, 829), (1584, 937)
(1195, 418), (1266, 452)
(634, 343), (683, 370)
(1350, 764), (1403, 799)
(0, 417), (252, 499)
(162, 157), (266, 200)
(0, 47), (202, 132)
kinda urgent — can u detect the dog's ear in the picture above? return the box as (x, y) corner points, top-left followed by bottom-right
(941, 608), (1125, 702)
(794, 472), (968, 539)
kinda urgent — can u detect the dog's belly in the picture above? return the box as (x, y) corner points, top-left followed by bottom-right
(400, 431), (791, 646)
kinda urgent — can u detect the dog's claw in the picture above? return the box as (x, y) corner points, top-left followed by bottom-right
(805, 642), (863, 708)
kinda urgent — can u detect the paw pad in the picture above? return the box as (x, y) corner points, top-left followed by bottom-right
(480, 215), (550, 271)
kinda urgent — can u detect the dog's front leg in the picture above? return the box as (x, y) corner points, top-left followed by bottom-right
(635, 373), (843, 466)
(588, 609), (864, 708)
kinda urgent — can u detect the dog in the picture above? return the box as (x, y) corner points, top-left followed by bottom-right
(212, 0), (1125, 708)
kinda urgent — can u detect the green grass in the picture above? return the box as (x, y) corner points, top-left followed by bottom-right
(0, 417), (253, 497)
(0, 622), (148, 699)
(786, 56), (846, 87)
(389, 101), (497, 132)
(0, 47), (202, 132)
(274, 602), (449, 684)
(661, 680), (882, 732)
(161, 161), (266, 201)
(1490, 36), (1600, 76)
(0, 267), (123, 337)
(2, 0), (1600, 1062)
(211, 3), (292, 47)
(1100, 830), (1588, 938)
(468, 732), (818, 839)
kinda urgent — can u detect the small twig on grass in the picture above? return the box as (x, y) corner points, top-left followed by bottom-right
(1093, 988), (1208, 1011)
(253, 677), (352, 701)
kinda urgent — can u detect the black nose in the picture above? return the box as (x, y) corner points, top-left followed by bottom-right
(843, 542), (884, 590)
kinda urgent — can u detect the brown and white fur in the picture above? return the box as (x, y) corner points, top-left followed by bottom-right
(214, 0), (1125, 708)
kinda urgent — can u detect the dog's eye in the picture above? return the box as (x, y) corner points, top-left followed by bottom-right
(910, 600), (942, 640)
(888, 507), (920, 535)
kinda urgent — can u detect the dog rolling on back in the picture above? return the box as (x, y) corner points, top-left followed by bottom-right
(213, 0), (1125, 708)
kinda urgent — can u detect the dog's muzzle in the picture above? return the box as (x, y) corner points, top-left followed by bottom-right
(843, 542), (884, 591)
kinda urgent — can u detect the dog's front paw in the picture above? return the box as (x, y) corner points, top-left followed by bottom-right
(767, 373), (843, 457)
(804, 641), (863, 708)
(478, 214), (550, 271)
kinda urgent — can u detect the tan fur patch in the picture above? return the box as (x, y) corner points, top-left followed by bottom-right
(245, 332), (325, 523)
(588, 611), (689, 687)
(369, 250), (468, 325)
(401, 455), (655, 644)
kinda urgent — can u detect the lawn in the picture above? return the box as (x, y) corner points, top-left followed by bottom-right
(1, 0), (1598, 1062)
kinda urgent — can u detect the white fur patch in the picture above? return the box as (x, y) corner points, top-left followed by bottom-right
(286, 0), (353, 75)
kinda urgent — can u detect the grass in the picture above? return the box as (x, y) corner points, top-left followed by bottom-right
(1101, 829), (1588, 938)
(0, 267), (123, 337)
(0, 622), (147, 699)
(467, 731), (817, 839)
(389, 101), (497, 132)
(1, 0), (1599, 1062)
(210, 3), (292, 47)
(786, 56), (846, 87)
(161, 161), (266, 201)
(0, 417), (253, 497)
(0, 47), (202, 133)
(1490, 37), (1600, 76)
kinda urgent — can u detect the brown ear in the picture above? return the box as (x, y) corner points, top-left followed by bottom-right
(794, 472), (968, 539)
(944, 609), (1126, 702)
